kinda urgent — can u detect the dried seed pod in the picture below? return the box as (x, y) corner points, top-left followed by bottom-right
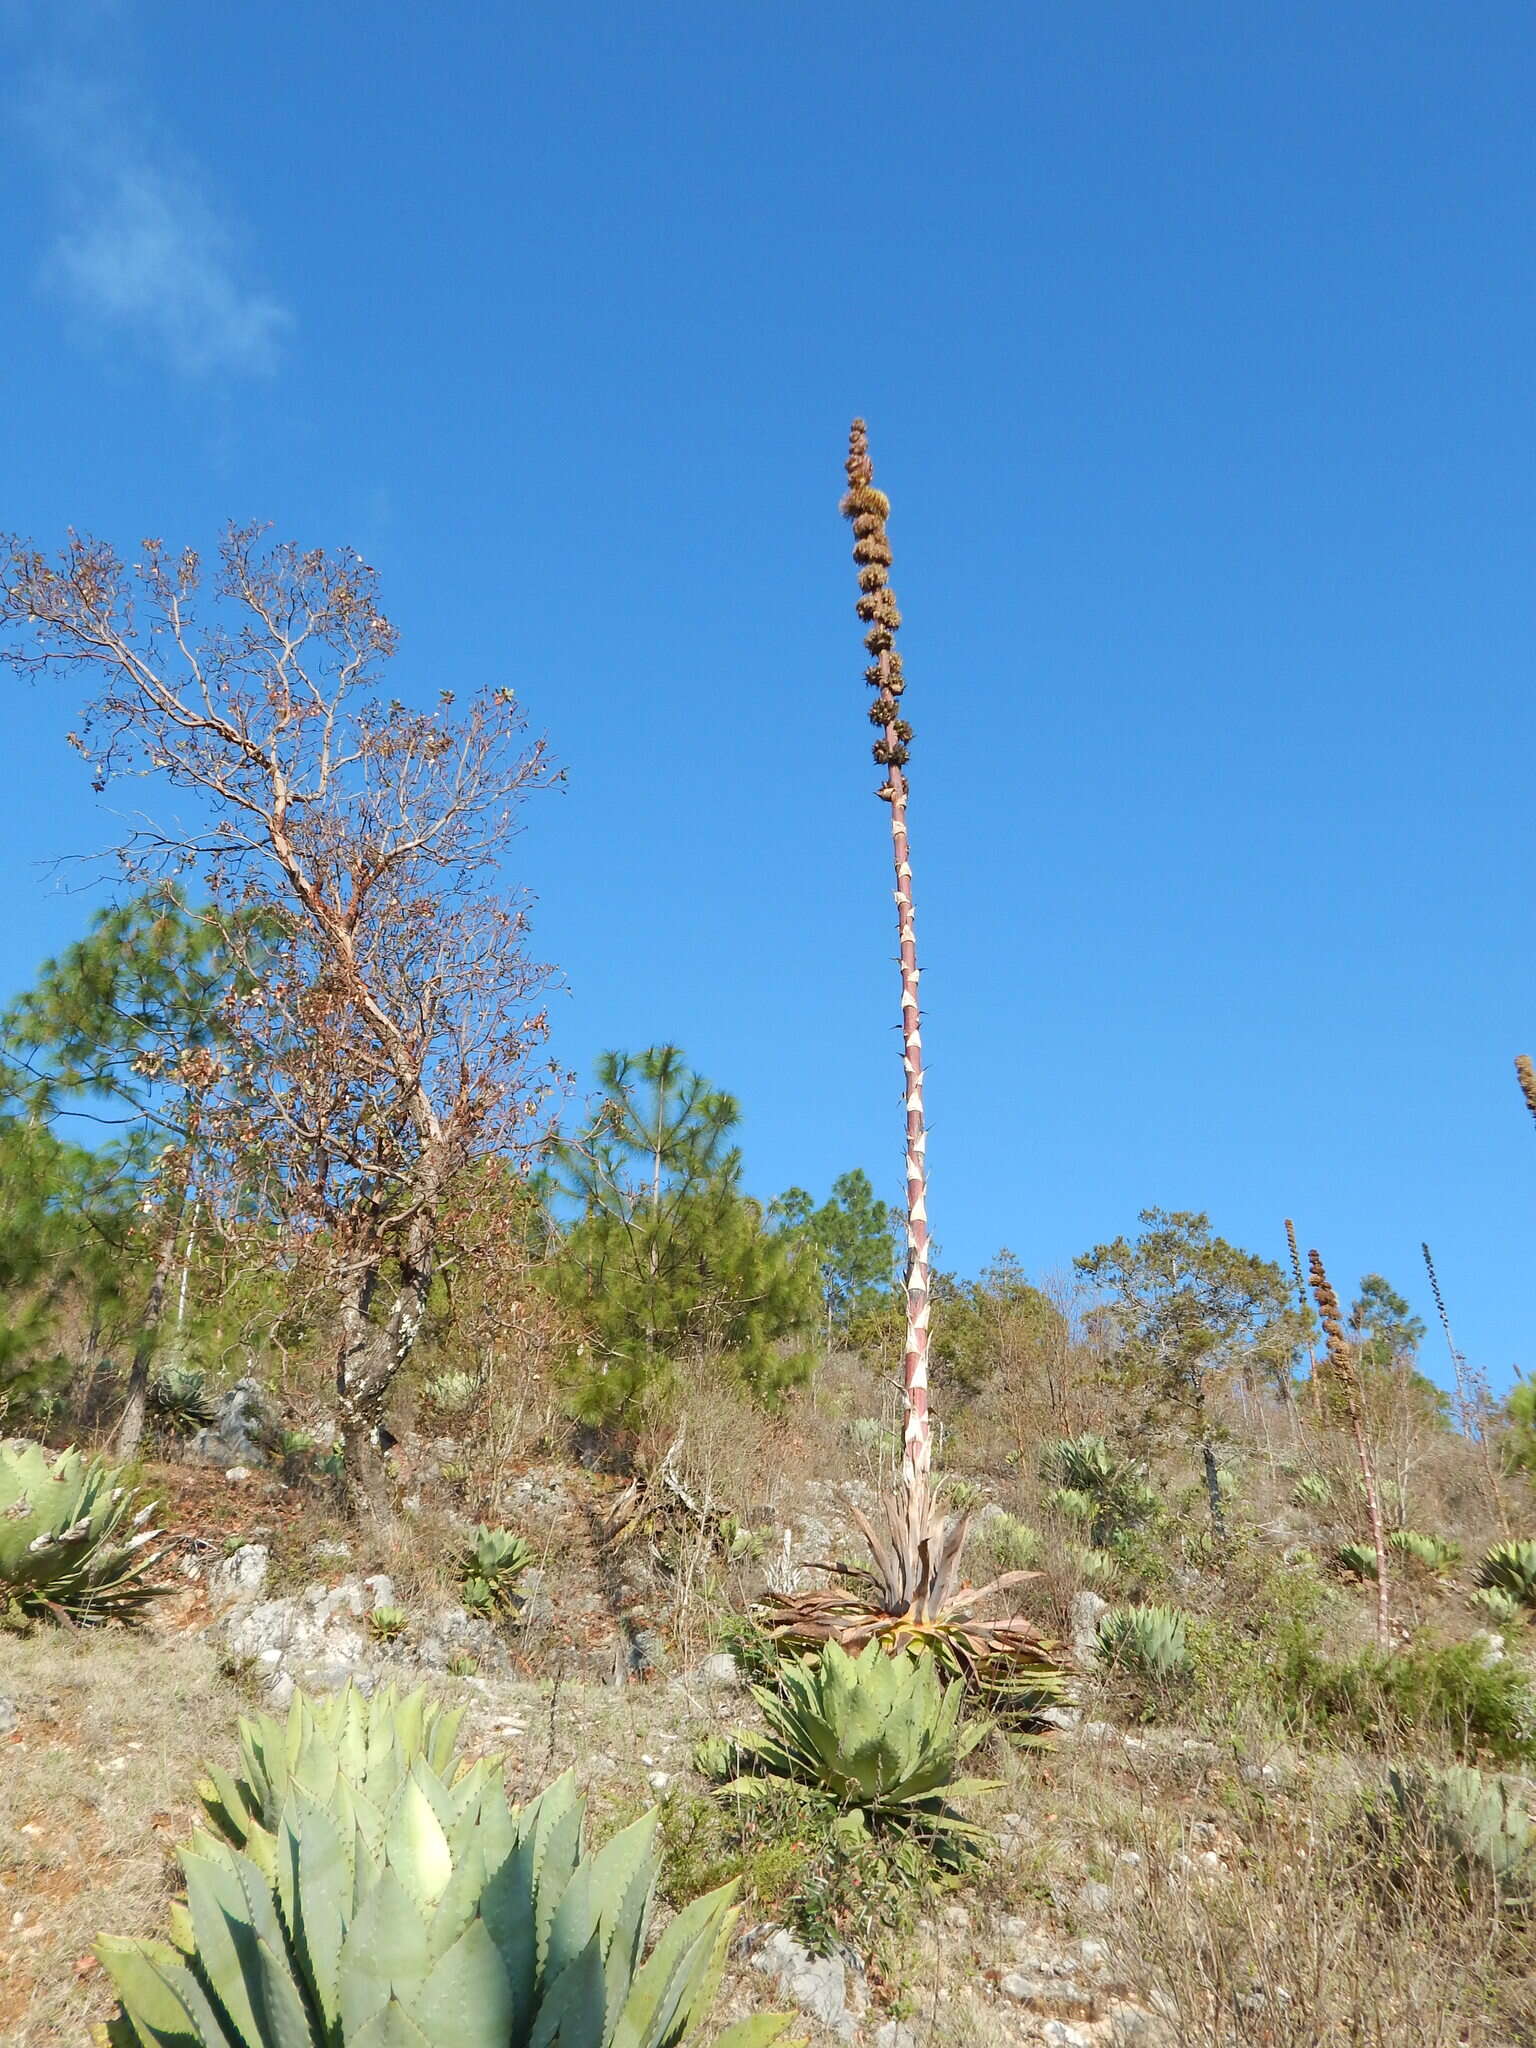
(852, 533), (894, 568)
(858, 565), (888, 593)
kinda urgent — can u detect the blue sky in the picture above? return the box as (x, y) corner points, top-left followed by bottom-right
(2, 3), (1534, 1390)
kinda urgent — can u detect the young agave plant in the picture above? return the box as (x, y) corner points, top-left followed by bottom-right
(1387, 1765), (1536, 1905)
(1387, 1530), (1461, 1577)
(1096, 1604), (1193, 1684)
(103, 1690), (789, 2048)
(0, 1438), (166, 1624)
(723, 1639), (994, 1844)
(459, 1525), (534, 1615)
(149, 1365), (217, 1434)
(1469, 1586), (1524, 1627)
(1335, 1541), (1381, 1582)
(1474, 1539), (1536, 1612)
(1289, 1473), (1332, 1510)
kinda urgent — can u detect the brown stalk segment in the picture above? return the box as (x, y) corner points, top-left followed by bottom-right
(1308, 1248), (1391, 1649)
(1516, 1054), (1536, 1126)
(841, 419), (931, 1490)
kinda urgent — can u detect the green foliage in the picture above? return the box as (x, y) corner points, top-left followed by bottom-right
(1470, 1587), (1525, 1628)
(925, 1251), (1063, 1400)
(1388, 1530), (1461, 1576)
(367, 1605), (410, 1643)
(197, 1685), (466, 1851)
(1383, 1766), (1536, 1906)
(1504, 1380), (1536, 1477)
(973, 1512), (1041, 1576)
(1270, 1634), (1536, 1766)
(104, 1685), (787, 2048)
(721, 1641), (993, 1849)
(0, 1438), (166, 1624)
(1073, 1545), (1119, 1585)
(149, 1365), (217, 1434)
(1289, 1474), (1332, 1509)
(1040, 1433), (1159, 1544)
(662, 1780), (942, 1966)
(1475, 1540), (1536, 1611)
(421, 1369), (482, 1417)
(459, 1526), (533, 1616)
(770, 1168), (899, 1337)
(548, 1047), (818, 1423)
(1334, 1541), (1381, 1581)
(1097, 1603), (1194, 1685)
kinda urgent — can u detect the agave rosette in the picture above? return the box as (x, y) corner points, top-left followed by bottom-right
(0, 1437), (166, 1624)
(726, 1639), (995, 1841)
(103, 1687), (790, 2048)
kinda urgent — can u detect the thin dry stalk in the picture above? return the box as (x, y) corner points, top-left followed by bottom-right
(1421, 1239), (1510, 1539)
(1308, 1249), (1391, 1648)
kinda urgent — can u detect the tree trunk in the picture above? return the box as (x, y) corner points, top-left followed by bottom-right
(334, 1186), (440, 1520)
(112, 1223), (180, 1459)
(1200, 1436), (1228, 1547)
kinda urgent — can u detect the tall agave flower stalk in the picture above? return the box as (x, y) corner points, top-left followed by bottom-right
(1516, 1054), (1536, 1127)
(1308, 1249), (1391, 1648)
(841, 418), (931, 1497)
(753, 423), (1064, 1694)
(1422, 1240), (1511, 1540)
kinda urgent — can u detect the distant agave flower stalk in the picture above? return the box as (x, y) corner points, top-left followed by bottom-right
(1516, 1055), (1536, 1128)
(1422, 1240), (1511, 1540)
(1309, 1248), (1390, 1648)
(841, 419), (930, 1493)
(1284, 1217), (1320, 1420)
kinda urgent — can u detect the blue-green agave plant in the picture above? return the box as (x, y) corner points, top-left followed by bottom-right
(101, 1686), (790, 2048)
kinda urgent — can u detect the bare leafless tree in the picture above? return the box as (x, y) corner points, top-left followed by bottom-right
(2, 526), (560, 1512)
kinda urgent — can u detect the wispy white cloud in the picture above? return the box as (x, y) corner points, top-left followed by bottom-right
(13, 67), (293, 378)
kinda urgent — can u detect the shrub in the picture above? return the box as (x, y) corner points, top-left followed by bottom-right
(103, 1687), (788, 2048)
(0, 1438), (166, 1625)
(197, 1683), (464, 1848)
(1470, 1587), (1525, 1628)
(974, 1511), (1040, 1576)
(421, 1368), (482, 1416)
(1290, 1474), (1331, 1509)
(1334, 1541), (1380, 1582)
(1040, 1433), (1159, 1543)
(1272, 1635), (1536, 1767)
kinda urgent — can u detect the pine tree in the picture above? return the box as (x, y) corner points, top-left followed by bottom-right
(548, 1046), (817, 1422)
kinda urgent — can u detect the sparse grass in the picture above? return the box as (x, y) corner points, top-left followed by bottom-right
(0, 1628), (245, 2047)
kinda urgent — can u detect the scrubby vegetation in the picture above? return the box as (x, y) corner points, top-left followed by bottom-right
(0, 425), (1533, 2048)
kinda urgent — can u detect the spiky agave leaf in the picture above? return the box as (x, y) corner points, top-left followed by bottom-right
(1334, 1542), (1381, 1582)
(196, 1682), (467, 1862)
(0, 1438), (167, 1625)
(148, 1365), (216, 1434)
(1470, 1586), (1524, 1627)
(104, 1691), (793, 2048)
